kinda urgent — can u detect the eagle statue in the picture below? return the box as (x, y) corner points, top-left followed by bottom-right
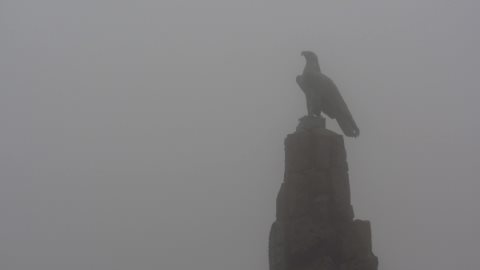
(296, 51), (360, 137)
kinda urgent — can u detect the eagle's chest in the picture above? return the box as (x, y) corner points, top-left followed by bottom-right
(303, 74), (326, 96)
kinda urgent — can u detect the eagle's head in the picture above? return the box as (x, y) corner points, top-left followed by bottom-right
(301, 51), (320, 71)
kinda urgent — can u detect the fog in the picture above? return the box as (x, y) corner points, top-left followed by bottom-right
(1, 1), (479, 269)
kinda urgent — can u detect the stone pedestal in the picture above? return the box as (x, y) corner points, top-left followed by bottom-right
(269, 116), (378, 270)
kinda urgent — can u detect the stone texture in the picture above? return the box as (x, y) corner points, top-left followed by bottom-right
(269, 221), (286, 270)
(285, 132), (315, 174)
(276, 181), (312, 220)
(296, 115), (326, 132)
(269, 117), (378, 270)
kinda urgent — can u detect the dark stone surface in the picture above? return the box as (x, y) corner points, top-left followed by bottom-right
(312, 132), (332, 169)
(296, 115), (326, 132)
(269, 121), (378, 270)
(285, 132), (315, 174)
(269, 221), (286, 270)
(276, 181), (312, 220)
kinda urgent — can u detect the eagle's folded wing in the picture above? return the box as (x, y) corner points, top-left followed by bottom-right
(314, 74), (360, 137)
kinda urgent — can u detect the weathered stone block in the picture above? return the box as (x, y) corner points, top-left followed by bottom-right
(276, 181), (313, 220)
(285, 132), (315, 174)
(312, 131), (333, 169)
(284, 216), (335, 256)
(352, 220), (373, 254)
(333, 204), (354, 222)
(307, 170), (330, 194)
(269, 221), (287, 270)
(284, 172), (311, 184)
(311, 194), (331, 223)
(331, 134), (348, 169)
(330, 168), (351, 206)
(339, 220), (375, 262)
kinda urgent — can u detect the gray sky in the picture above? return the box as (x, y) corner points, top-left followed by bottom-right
(1, 1), (479, 269)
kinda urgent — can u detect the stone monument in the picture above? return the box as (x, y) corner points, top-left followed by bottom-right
(268, 52), (378, 270)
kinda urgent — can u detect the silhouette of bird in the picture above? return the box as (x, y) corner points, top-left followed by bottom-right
(296, 51), (360, 137)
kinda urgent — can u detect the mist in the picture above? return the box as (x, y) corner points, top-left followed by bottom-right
(1, 1), (479, 269)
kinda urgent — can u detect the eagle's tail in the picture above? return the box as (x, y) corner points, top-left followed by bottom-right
(337, 116), (360, 138)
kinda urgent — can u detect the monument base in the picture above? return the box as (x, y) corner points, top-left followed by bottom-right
(296, 115), (326, 132)
(269, 121), (378, 270)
